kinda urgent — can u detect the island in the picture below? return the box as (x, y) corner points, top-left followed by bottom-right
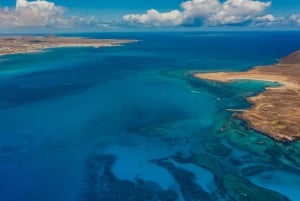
(0, 36), (136, 56)
(194, 50), (300, 142)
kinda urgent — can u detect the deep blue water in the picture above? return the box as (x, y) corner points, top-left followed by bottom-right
(1, 32), (300, 201)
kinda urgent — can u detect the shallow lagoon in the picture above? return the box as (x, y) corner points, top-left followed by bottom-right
(1, 32), (300, 201)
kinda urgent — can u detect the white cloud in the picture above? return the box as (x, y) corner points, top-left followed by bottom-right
(1, 0), (299, 29)
(210, 0), (271, 25)
(180, 0), (221, 25)
(123, 9), (183, 27)
(287, 14), (300, 26)
(122, 0), (272, 27)
(252, 13), (300, 27)
(256, 14), (278, 22)
(253, 14), (282, 26)
(15, 0), (64, 26)
(0, 0), (99, 28)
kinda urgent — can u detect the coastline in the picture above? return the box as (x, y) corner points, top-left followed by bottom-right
(0, 36), (137, 56)
(194, 51), (300, 142)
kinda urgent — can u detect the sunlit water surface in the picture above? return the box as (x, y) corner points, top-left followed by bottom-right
(1, 32), (300, 201)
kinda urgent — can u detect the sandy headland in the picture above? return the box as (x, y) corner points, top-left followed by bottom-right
(194, 50), (300, 142)
(0, 36), (136, 56)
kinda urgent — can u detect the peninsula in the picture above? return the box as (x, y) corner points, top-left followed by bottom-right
(0, 36), (135, 56)
(194, 50), (300, 142)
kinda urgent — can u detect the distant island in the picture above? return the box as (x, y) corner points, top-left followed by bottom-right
(194, 50), (300, 142)
(0, 36), (136, 56)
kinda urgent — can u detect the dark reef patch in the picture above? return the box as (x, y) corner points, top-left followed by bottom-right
(84, 154), (178, 201)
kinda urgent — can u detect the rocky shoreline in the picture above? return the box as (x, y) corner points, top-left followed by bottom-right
(194, 50), (300, 142)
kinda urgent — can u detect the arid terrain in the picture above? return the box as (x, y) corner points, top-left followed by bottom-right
(0, 36), (135, 56)
(194, 50), (300, 142)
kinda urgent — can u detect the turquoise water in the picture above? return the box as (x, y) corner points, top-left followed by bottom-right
(1, 32), (300, 201)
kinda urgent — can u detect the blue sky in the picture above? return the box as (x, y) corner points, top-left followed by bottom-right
(0, 0), (299, 30)
(0, 0), (300, 14)
(2, 0), (299, 16)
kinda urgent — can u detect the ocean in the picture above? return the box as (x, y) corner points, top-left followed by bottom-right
(0, 31), (300, 201)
